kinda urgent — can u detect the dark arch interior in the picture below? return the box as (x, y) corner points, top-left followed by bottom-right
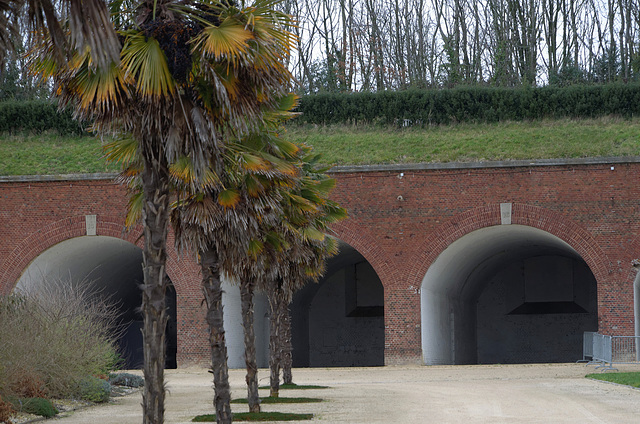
(291, 241), (385, 367)
(16, 236), (177, 369)
(421, 225), (598, 365)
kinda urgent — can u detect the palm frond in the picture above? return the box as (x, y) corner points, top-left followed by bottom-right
(218, 188), (241, 208)
(103, 135), (139, 165)
(125, 189), (144, 229)
(121, 31), (175, 98)
(193, 17), (253, 62)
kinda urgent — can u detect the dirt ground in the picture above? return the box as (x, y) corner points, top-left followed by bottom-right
(46, 363), (640, 424)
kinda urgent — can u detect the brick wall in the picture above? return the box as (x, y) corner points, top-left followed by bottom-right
(1, 158), (639, 366)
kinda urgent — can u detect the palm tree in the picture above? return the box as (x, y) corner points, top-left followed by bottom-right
(250, 150), (346, 397)
(170, 143), (296, 423)
(105, 94), (300, 423)
(29, 1), (294, 422)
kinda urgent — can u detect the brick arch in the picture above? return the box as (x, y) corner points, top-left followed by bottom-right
(330, 220), (396, 287)
(407, 203), (611, 288)
(0, 214), (196, 297)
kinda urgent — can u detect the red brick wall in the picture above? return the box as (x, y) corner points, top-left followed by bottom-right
(1, 159), (639, 366)
(0, 176), (210, 366)
(327, 160), (640, 364)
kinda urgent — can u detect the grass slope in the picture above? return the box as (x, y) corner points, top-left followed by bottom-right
(2, 117), (640, 176)
(286, 117), (640, 165)
(0, 133), (119, 175)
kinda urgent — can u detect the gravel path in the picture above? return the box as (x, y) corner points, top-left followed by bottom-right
(45, 363), (640, 423)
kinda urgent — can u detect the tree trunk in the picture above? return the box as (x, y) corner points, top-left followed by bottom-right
(140, 143), (170, 424)
(281, 301), (293, 385)
(201, 247), (232, 424)
(240, 280), (260, 413)
(268, 283), (284, 398)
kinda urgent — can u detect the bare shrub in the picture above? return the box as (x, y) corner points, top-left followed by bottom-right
(0, 277), (122, 400)
(0, 395), (14, 424)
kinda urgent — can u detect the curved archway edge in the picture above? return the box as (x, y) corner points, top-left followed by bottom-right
(408, 203), (611, 288)
(329, 221), (396, 286)
(0, 214), (197, 297)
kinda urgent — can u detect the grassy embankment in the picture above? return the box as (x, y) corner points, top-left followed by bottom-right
(1, 116), (640, 176)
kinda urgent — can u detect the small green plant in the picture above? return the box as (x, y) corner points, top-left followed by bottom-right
(258, 383), (328, 390)
(78, 376), (111, 403)
(231, 396), (322, 404)
(109, 373), (144, 388)
(193, 412), (314, 422)
(12, 397), (58, 418)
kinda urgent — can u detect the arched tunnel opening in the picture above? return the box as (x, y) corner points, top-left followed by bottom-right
(290, 240), (385, 367)
(15, 236), (177, 370)
(421, 225), (598, 365)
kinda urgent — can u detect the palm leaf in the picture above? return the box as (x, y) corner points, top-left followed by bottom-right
(248, 239), (264, 259)
(314, 178), (336, 196)
(218, 188), (241, 208)
(193, 17), (253, 62)
(121, 31), (175, 98)
(125, 189), (144, 229)
(302, 226), (325, 242)
(103, 135), (138, 165)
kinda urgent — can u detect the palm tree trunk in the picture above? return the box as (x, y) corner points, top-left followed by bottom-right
(201, 247), (232, 424)
(240, 280), (260, 413)
(268, 283), (283, 398)
(281, 302), (293, 385)
(140, 144), (171, 424)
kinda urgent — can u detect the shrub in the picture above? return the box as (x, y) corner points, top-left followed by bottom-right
(0, 100), (86, 135)
(109, 373), (145, 388)
(0, 278), (122, 401)
(294, 83), (640, 126)
(0, 395), (14, 424)
(12, 398), (58, 418)
(77, 376), (111, 403)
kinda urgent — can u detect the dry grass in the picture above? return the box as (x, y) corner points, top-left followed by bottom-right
(0, 278), (122, 401)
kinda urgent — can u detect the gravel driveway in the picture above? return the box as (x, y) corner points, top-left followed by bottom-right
(47, 363), (640, 423)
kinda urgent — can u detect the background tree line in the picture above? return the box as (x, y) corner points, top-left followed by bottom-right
(285, 0), (640, 93)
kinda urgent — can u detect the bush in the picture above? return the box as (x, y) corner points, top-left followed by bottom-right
(0, 100), (86, 135)
(0, 395), (14, 424)
(12, 398), (58, 418)
(0, 279), (122, 401)
(109, 373), (145, 388)
(294, 83), (640, 126)
(77, 376), (111, 403)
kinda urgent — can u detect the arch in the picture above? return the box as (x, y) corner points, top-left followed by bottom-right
(329, 221), (395, 288)
(0, 214), (197, 298)
(291, 238), (385, 367)
(407, 203), (611, 289)
(417, 203), (605, 365)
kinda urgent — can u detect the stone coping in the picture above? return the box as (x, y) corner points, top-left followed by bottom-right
(2, 156), (640, 182)
(330, 155), (640, 173)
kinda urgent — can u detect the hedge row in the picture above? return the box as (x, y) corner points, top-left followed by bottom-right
(295, 83), (640, 126)
(4, 83), (640, 133)
(0, 100), (85, 135)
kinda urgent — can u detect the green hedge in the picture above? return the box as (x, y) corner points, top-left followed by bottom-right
(295, 83), (640, 126)
(5, 84), (640, 132)
(0, 100), (85, 134)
